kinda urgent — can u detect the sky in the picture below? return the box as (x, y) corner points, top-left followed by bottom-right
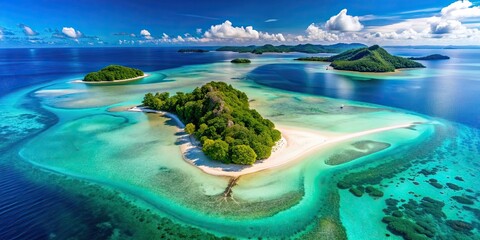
(2, 0), (480, 47)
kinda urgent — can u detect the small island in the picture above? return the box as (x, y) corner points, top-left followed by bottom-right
(296, 45), (425, 72)
(83, 65), (145, 82)
(231, 58), (251, 64)
(178, 49), (209, 53)
(408, 54), (450, 60)
(295, 57), (328, 62)
(142, 81), (281, 165)
(217, 43), (366, 54)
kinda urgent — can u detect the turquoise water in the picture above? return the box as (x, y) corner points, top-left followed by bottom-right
(1, 49), (479, 239)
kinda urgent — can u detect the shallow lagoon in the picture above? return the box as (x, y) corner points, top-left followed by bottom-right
(1, 50), (479, 239)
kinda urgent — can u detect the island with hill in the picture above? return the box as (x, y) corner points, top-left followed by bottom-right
(408, 54), (450, 60)
(83, 65), (145, 82)
(295, 45), (425, 72)
(178, 49), (209, 53)
(217, 43), (366, 54)
(142, 81), (281, 165)
(231, 58), (251, 64)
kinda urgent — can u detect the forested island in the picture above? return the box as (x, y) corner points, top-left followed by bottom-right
(408, 54), (450, 60)
(295, 45), (425, 72)
(142, 82), (281, 165)
(231, 58), (251, 63)
(178, 49), (209, 53)
(83, 65), (144, 82)
(217, 43), (366, 54)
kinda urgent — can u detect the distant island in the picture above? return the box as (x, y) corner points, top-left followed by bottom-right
(83, 65), (145, 82)
(296, 45), (425, 72)
(178, 49), (209, 53)
(408, 54), (450, 60)
(231, 58), (251, 63)
(217, 43), (366, 54)
(142, 81), (281, 165)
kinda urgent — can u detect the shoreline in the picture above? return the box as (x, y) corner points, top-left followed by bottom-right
(129, 106), (423, 177)
(71, 73), (150, 84)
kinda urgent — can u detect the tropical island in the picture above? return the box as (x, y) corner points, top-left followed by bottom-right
(295, 45), (425, 72)
(231, 58), (251, 64)
(217, 43), (366, 54)
(408, 54), (450, 60)
(178, 49), (209, 53)
(142, 81), (281, 165)
(83, 65), (145, 82)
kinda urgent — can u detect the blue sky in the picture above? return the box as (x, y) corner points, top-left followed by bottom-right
(1, 0), (480, 47)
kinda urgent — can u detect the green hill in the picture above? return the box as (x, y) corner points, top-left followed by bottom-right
(327, 45), (425, 72)
(83, 65), (144, 82)
(142, 82), (281, 165)
(217, 43), (366, 54)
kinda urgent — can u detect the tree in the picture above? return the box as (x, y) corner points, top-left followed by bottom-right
(231, 145), (257, 165)
(203, 139), (230, 163)
(142, 82), (281, 165)
(185, 123), (195, 134)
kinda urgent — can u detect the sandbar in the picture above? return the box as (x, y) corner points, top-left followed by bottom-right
(129, 106), (422, 177)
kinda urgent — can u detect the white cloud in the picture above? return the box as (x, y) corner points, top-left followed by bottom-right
(297, 23), (339, 42)
(20, 24), (38, 36)
(62, 27), (82, 38)
(140, 29), (153, 39)
(429, 18), (464, 34)
(196, 28), (202, 34)
(0, 29), (3, 40)
(265, 19), (278, 23)
(441, 0), (480, 19)
(325, 9), (364, 32)
(203, 20), (286, 42)
(364, 0), (480, 43)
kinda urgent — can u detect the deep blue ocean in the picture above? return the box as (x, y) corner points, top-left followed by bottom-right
(1, 47), (479, 239)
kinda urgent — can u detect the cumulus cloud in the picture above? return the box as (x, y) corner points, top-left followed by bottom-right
(298, 23), (339, 42)
(203, 20), (286, 42)
(427, 0), (480, 36)
(363, 0), (480, 44)
(441, 0), (480, 19)
(140, 29), (153, 39)
(62, 27), (82, 38)
(196, 28), (202, 34)
(19, 24), (38, 36)
(325, 9), (364, 32)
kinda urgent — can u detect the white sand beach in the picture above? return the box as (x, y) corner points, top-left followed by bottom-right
(129, 106), (421, 177)
(71, 73), (150, 84)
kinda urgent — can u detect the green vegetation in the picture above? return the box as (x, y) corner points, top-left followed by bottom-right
(408, 54), (450, 60)
(295, 56), (329, 62)
(142, 81), (281, 165)
(217, 43), (366, 54)
(231, 58), (251, 63)
(83, 65), (144, 82)
(326, 45), (425, 72)
(178, 49), (209, 53)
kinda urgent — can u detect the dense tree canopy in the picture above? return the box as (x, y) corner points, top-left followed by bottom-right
(143, 81), (281, 165)
(327, 45), (425, 72)
(231, 58), (251, 63)
(83, 65), (144, 82)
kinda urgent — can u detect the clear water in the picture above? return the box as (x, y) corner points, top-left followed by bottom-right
(0, 48), (479, 239)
